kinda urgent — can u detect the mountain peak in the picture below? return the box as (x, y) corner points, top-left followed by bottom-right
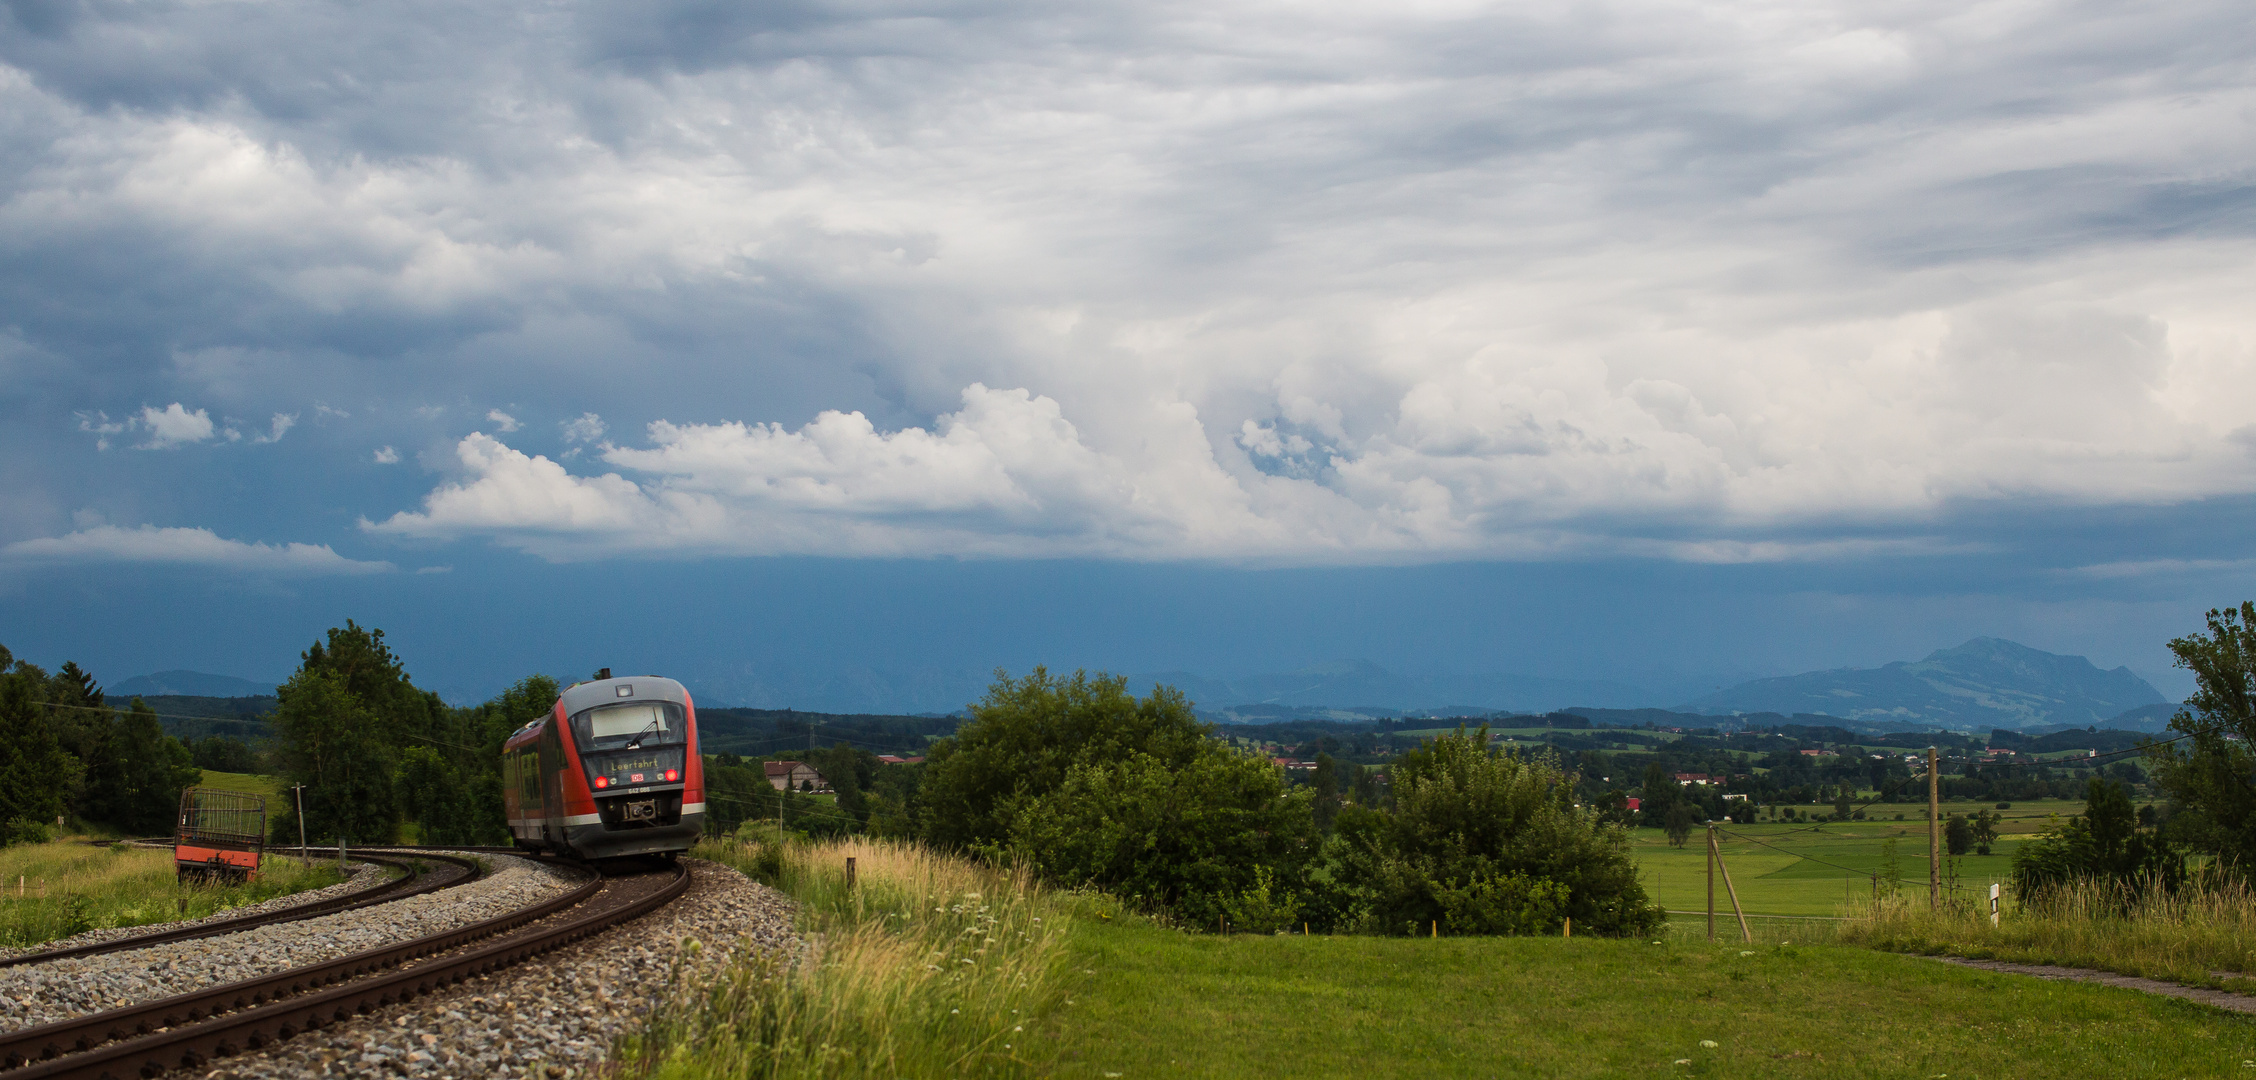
(111, 670), (278, 699)
(1679, 639), (2163, 730)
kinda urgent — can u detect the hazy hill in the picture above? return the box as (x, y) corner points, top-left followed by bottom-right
(1132, 660), (1715, 718)
(113, 670), (278, 698)
(1677, 638), (2164, 731)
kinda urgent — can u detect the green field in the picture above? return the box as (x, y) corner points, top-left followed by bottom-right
(195, 770), (283, 799)
(1629, 802), (2089, 919)
(1046, 920), (2256, 1078)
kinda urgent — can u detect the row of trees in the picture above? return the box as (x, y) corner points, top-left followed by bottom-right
(2004, 602), (2256, 899)
(871, 669), (1663, 936)
(0, 645), (203, 842)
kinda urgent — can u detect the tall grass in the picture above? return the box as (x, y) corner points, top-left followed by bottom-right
(620, 832), (1097, 1080)
(1840, 878), (2256, 988)
(0, 840), (345, 949)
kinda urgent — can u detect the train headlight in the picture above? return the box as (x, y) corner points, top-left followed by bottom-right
(664, 769), (679, 781)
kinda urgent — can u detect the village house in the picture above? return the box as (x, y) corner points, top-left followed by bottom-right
(763, 760), (829, 792)
(876, 755), (926, 765)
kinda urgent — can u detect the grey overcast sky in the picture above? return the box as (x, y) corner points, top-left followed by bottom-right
(2, 0), (2251, 707)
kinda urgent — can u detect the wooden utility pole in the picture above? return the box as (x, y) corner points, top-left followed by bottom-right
(291, 784), (308, 859)
(1927, 746), (1941, 910)
(1706, 823), (1716, 942)
(1710, 826), (1751, 942)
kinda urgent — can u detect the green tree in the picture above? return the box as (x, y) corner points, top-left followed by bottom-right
(442, 673), (561, 844)
(1358, 729), (1662, 937)
(919, 668), (1210, 855)
(1004, 744), (1317, 928)
(1312, 752), (1341, 830)
(807, 742), (878, 826)
(1663, 802), (1699, 848)
(2147, 602), (2256, 874)
(81, 699), (201, 835)
(1944, 813), (1974, 857)
(271, 668), (398, 845)
(0, 647), (72, 844)
(1971, 809), (2001, 855)
(2011, 777), (2183, 900)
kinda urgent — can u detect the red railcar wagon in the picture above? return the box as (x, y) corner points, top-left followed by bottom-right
(175, 787), (266, 881)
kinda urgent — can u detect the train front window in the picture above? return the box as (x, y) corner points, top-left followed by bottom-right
(572, 702), (683, 749)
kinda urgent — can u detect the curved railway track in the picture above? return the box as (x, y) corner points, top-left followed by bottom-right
(0, 850), (690, 1080)
(0, 852), (486, 971)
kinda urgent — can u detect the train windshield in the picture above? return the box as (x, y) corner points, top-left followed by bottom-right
(571, 702), (684, 748)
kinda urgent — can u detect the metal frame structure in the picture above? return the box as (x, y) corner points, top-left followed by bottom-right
(174, 788), (267, 881)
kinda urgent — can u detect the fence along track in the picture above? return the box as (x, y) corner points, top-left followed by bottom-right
(0, 853), (486, 971)
(0, 857), (690, 1080)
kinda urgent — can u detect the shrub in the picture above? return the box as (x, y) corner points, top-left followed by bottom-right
(2011, 779), (2182, 902)
(919, 669), (1210, 856)
(1357, 729), (1661, 937)
(1003, 745), (1316, 928)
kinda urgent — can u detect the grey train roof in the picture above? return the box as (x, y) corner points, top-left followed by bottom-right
(557, 675), (691, 717)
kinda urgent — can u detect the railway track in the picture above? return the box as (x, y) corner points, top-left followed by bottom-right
(0, 852), (485, 971)
(0, 851), (690, 1080)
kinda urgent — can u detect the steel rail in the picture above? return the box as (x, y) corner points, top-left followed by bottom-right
(0, 860), (689, 1080)
(0, 853), (485, 971)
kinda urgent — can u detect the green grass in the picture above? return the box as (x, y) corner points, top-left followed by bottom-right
(1628, 803), (2103, 918)
(196, 770), (284, 800)
(0, 839), (345, 949)
(1844, 877), (2256, 991)
(1044, 922), (2256, 1078)
(621, 833), (1079, 1079)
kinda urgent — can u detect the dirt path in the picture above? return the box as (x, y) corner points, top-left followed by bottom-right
(1929, 956), (2256, 1014)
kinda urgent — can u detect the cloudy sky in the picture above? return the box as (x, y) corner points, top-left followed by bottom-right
(2, 0), (2251, 707)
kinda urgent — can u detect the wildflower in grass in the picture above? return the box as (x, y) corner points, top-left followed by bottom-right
(1699, 1040), (1719, 1048)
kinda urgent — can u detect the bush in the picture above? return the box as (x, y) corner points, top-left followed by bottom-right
(1356, 729), (1661, 937)
(920, 669), (1210, 856)
(2011, 779), (2182, 902)
(1004, 745), (1317, 928)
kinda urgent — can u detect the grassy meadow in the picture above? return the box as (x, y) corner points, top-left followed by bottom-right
(622, 832), (1085, 1080)
(0, 839), (345, 949)
(1630, 800), (2088, 919)
(195, 769), (285, 800)
(640, 831), (2256, 1079)
(1045, 925), (2256, 1078)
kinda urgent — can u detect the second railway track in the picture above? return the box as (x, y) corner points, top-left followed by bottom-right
(0, 852), (486, 971)
(0, 852), (690, 1080)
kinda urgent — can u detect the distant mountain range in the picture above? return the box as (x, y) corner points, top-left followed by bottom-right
(105, 638), (2182, 736)
(1674, 638), (2166, 732)
(1129, 660), (1722, 719)
(112, 670), (279, 698)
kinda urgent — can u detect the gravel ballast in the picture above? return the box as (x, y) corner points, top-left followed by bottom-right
(212, 858), (798, 1079)
(0, 855), (582, 1032)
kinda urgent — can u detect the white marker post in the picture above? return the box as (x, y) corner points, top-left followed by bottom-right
(1989, 882), (2001, 927)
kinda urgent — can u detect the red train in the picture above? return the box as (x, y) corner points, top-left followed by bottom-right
(504, 672), (706, 860)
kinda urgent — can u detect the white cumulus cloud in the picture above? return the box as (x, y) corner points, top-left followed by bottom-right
(137, 403), (215, 449)
(486, 409), (521, 433)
